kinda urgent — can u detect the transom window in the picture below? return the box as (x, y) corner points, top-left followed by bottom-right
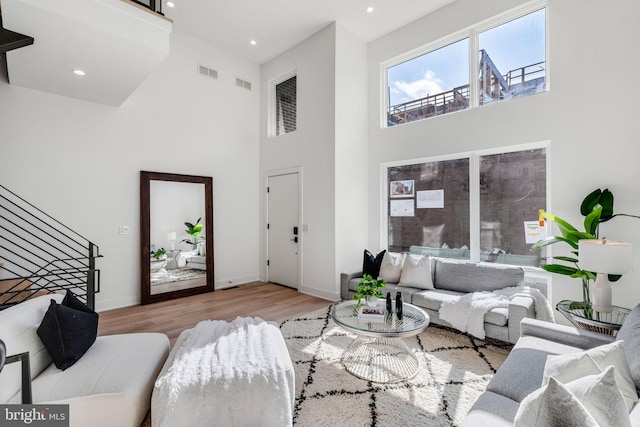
(385, 4), (546, 127)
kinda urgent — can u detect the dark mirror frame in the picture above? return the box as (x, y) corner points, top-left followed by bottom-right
(140, 171), (214, 305)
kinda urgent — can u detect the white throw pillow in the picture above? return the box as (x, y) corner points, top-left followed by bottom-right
(378, 252), (405, 283)
(562, 366), (632, 427)
(543, 340), (638, 412)
(398, 254), (433, 289)
(514, 377), (599, 427)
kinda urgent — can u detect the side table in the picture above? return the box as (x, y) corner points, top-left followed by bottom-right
(556, 300), (629, 336)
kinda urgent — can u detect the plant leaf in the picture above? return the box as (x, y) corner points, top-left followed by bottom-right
(541, 264), (578, 276)
(580, 189), (602, 216)
(583, 206), (602, 236)
(553, 255), (579, 263)
(540, 211), (578, 236)
(531, 235), (578, 251)
(600, 189), (614, 221)
(185, 222), (194, 229)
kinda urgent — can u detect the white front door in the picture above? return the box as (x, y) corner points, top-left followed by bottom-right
(267, 173), (299, 288)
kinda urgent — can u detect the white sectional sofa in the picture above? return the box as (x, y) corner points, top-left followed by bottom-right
(0, 293), (170, 427)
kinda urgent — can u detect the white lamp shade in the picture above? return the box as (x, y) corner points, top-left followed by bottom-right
(166, 231), (177, 241)
(579, 239), (633, 274)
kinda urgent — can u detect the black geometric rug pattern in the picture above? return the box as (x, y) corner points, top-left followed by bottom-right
(279, 305), (512, 427)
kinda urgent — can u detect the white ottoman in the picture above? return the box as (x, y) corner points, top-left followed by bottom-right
(151, 317), (294, 427)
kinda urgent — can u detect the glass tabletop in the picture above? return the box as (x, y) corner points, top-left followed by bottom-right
(332, 300), (430, 338)
(556, 300), (629, 336)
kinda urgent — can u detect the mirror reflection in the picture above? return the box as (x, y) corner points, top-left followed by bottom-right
(149, 180), (206, 295)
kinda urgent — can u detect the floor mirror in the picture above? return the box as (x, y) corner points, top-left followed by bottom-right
(140, 171), (214, 304)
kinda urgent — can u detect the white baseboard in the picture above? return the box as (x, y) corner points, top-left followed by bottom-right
(299, 284), (340, 302)
(215, 274), (260, 289)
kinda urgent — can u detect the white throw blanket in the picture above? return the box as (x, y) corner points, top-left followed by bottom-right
(154, 317), (294, 427)
(439, 286), (554, 340)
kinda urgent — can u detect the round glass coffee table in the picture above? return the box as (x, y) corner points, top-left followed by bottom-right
(332, 300), (430, 383)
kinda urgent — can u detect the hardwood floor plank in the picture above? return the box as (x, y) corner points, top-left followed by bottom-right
(98, 281), (333, 345)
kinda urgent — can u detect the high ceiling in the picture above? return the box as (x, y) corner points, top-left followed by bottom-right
(0, 0), (454, 105)
(163, 0), (455, 64)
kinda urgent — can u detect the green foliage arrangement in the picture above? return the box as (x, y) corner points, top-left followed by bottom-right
(531, 188), (639, 315)
(353, 274), (386, 309)
(181, 218), (204, 248)
(152, 248), (166, 259)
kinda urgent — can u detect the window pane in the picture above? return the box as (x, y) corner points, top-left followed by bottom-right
(387, 38), (469, 126)
(275, 76), (297, 135)
(388, 159), (470, 259)
(479, 148), (546, 266)
(478, 8), (546, 106)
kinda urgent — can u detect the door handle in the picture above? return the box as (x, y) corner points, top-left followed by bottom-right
(290, 236), (298, 243)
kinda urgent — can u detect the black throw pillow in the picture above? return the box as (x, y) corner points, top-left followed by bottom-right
(37, 291), (99, 370)
(362, 249), (386, 278)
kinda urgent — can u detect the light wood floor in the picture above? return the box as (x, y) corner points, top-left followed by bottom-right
(98, 281), (333, 345)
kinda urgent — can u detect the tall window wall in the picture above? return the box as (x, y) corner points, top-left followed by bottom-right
(385, 144), (548, 267)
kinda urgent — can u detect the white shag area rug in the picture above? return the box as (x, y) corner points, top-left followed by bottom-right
(280, 305), (512, 427)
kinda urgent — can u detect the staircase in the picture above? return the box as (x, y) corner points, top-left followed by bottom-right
(0, 185), (101, 309)
(0, 14), (33, 54)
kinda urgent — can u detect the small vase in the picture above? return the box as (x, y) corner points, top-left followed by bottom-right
(366, 296), (378, 307)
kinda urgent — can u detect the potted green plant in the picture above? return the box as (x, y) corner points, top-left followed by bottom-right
(353, 274), (386, 309)
(531, 188), (638, 318)
(152, 248), (167, 260)
(181, 218), (204, 250)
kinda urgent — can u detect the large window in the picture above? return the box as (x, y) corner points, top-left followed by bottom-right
(385, 4), (546, 127)
(385, 144), (548, 267)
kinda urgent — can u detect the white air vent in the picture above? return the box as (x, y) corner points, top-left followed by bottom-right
(198, 64), (218, 79)
(236, 77), (252, 91)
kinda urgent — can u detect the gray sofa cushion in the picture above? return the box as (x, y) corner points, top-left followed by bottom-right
(486, 336), (583, 403)
(462, 391), (519, 427)
(433, 259), (524, 293)
(617, 304), (640, 391)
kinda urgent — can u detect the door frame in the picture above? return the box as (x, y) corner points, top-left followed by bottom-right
(264, 166), (303, 288)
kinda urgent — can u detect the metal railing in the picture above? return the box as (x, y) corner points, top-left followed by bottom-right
(128, 0), (165, 16)
(0, 185), (101, 309)
(388, 85), (470, 125)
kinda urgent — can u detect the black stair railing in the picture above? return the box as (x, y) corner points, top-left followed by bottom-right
(129, 0), (165, 16)
(0, 185), (101, 309)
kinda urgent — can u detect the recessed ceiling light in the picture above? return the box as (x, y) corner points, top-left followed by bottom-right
(250, 40), (257, 46)
(72, 69), (86, 76)
(166, 1), (175, 7)
(366, 6), (374, 13)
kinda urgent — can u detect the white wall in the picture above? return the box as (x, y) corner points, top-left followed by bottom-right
(367, 0), (640, 315)
(334, 24), (369, 291)
(260, 23), (337, 300)
(0, 31), (261, 310)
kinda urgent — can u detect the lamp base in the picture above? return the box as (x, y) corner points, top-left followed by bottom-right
(592, 272), (612, 313)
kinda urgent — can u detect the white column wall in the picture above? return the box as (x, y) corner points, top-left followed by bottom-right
(367, 0), (640, 312)
(0, 31), (261, 310)
(260, 24), (338, 300)
(335, 24), (369, 292)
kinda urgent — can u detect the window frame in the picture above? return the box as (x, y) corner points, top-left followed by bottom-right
(380, 0), (549, 128)
(380, 140), (551, 271)
(268, 69), (297, 138)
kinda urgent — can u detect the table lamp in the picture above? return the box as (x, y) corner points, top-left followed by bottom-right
(579, 239), (633, 313)
(167, 231), (177, 250)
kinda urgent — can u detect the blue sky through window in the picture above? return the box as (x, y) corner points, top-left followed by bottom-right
(387, 8), (545, 107)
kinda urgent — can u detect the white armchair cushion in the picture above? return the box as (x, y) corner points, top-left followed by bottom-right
(514, 366), (631, 427)
(0, 293), (64, 402)
(543, 340), (638, 412)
